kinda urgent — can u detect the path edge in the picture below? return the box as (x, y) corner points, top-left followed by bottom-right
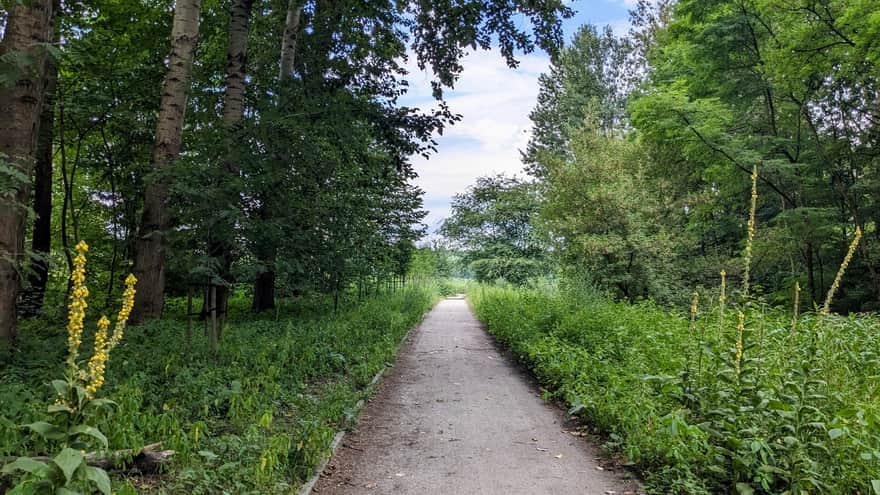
(297, 300), (439, 495)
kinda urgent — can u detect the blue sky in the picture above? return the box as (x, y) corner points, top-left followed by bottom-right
(402, 0), (636, 231)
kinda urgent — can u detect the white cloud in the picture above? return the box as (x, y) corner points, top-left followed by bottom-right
(402, 49), (549, 229)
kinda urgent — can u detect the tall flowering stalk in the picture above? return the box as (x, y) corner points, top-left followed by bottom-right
(735, 312), (745, 377)
(66, 241), (90, 370)
(61, 241), (137, 401)
(718, 270), (727, 337)
(742, 165), (758, 298)
(109, 274), (137, 350)
(85, 317), (110, 398)
(822, 227), (862, 315)
(792, 282), (800, 333)
(690, 291), (707, 385)
(5, 242), (138, 495)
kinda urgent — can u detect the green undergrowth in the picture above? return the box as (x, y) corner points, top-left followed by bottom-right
(1, 285), (437, 494)
(469, 285), (880, 494)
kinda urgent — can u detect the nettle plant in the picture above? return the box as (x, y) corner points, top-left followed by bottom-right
(2, 241), (137, 495)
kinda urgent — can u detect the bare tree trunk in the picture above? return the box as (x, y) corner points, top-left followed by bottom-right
(211, 0), (253, 319)
(0, 0), (55, 341)
(20, 54), (58, 318)
(131, 0), (202, 324)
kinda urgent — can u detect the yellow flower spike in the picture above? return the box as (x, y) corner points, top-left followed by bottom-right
(742, 165), (758, 298)
(792, 282), (800, 333)
(822, 227), (863, 315)
(65, 242), (91, 371)
(735, 312), (745, 376)
(86, 316), (111, 399)
(689, 290), (699, 339)
(109, 274), (137, 351)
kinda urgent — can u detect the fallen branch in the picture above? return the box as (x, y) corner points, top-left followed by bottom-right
(3, 442), (175, 474)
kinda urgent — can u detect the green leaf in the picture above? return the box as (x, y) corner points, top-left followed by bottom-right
(828, 428), (845, 440)
(47, 404), (70, 414)
(83, 465), (111, 495)
(86, 398), (117, 411)
(736, 482), (755, 495)
(52, 448), (84, 482)
(7, 480), (36, 495)
(1, 456), (47, 474)
(69, 425), (108, 448)
(872, 480), (880, 495)
(51, 380), (69, 396)
(55, 488), (80, 495)
(24, 421), (65, 440)
(198, 450), (218, 460)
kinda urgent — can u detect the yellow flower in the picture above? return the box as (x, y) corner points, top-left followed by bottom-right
(109, 274), (137, 350)
(66, 242), (90, 369)
(61, 241), (134, 402)
(822, 227), (862, 315)
(735, 312), (745, 376)
(86, 316), (111, 398)
(742, 166), (758, 297)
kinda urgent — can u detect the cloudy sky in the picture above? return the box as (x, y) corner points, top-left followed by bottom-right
(402, 0), (637, 232)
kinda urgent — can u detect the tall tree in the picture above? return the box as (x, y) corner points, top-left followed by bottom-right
(131, 0), (203, 323)
(20, 0), (60, 317)
(209, 0), (254, 319)
(249, 0), (304, 312)
(0, 0), (55, 341)
(523, 24), (631, 177)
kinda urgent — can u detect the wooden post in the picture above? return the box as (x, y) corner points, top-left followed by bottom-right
(186, 286), (193, 341)
(209, 285), (217, 354)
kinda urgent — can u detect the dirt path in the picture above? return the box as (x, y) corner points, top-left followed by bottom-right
(312, 296), (640, 494)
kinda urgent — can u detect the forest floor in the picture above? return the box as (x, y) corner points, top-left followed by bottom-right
(311, 296), (641, 495)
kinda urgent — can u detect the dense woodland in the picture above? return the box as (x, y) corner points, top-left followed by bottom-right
(0, 0), (571, 342)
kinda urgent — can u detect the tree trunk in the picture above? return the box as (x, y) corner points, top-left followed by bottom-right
(131, 0), (202, 324)
(20, 56), (57, 318)
(0, 0), (55, 341)
(249, 0), (303, 312)
(251, 255), (276, 312)
(278, 0), (304, 81)
(805, 242), (816, 306)
(211, 0), (253, 319)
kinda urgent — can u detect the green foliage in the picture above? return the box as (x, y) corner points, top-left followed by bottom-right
(626, 0), (880, 311)
(523, 23), (632, 177)
(471, 285), (880, 494)
(441, 174), (547, 284)
(1, 287), (437, 493)
(537, 112), (685, 304)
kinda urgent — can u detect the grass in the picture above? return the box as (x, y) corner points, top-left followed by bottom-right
(1, 285), (437, 494)
(470, 284), (880, 494)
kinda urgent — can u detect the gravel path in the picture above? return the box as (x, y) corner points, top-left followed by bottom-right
(312, 296), (641, 494)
